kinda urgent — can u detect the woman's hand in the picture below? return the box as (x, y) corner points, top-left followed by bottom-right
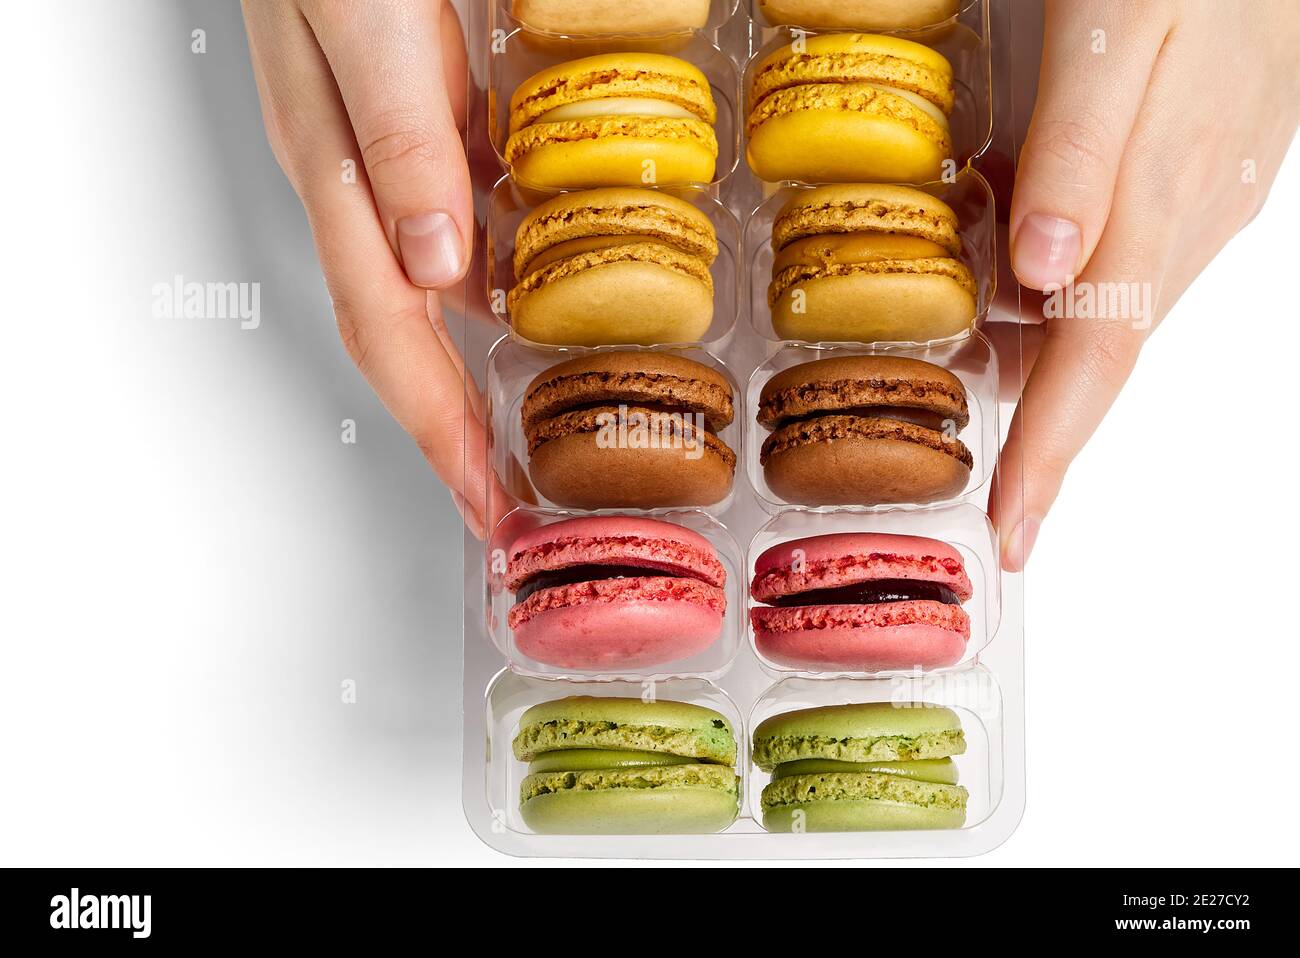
(242, 0), (503, 535)
(993, 0), (1300, 570)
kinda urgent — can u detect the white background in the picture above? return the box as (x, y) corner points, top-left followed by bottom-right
(1, 1), (1296, 867)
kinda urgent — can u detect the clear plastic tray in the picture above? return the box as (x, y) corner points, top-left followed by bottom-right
(459, 0), (1025, 859)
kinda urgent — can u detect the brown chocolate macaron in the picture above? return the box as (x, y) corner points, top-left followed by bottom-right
(757, 356), (972, 506)
(523, 351), (736, 509)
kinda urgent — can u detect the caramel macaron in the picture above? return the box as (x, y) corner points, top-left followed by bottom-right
(509, 188), (719, 347)
(747, 34), (954, 184)
(524, 352), (736, 509)
(506, 53), (718, 189)
(512, 0), (711, 35)
(757, 356), (972, 506)
(769, 184), (976, 344)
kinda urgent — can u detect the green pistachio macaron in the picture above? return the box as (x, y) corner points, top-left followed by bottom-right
(753, 702), (968, 832)
(512, 696), (741, 834)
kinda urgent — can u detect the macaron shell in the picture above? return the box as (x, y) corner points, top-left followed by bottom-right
(512, 258), (713, 346)
(752, 603), (969, 671)
(512, 0), (711, 35)
(748, 100), (948, 184)
(757, 354), (970, 428)
(512, 578), (725, 670)
(773, 184), (963, 255)
(763, 798), (966, 832)
(521, 782), (739, 834)
(507, 515), (724, 589)
(772, 269), (976, 343)
(510, 54), (716, 132)
(530, 430), (735, 509)
(762, 422), (971, 506)
(513, 187), (718, 277)
(507, 118), (718, 190)
(513, 695), (738, 763)
(751, 531), (971, 602)
(754, 700), (963, 744)
(524, 350), (734, 428)
(758, 0), (960, 31)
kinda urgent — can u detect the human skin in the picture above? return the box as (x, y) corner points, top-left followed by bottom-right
(243, 1), (1300, 565)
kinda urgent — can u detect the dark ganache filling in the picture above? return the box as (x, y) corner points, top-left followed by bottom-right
(555, 400), (722, 435)
(772, 405), (952, 431)
(768, 578), (960, 608)
(515, 565), (679, 603)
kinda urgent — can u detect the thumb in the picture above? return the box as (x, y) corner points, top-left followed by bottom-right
(306, 0), (473, 290)
(1010, 1), (1170, 290)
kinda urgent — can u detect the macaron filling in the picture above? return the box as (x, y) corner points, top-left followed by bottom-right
(522, 761), (738, 803)
(766, 404), (955, 432)
(514, 717), (736, 764)
(753, 727), (965, 769)
(763, 578), (961, 608)
(514, 563), (696, 604)
(770, 757), (958, 784)
(760, 414), (973, 470)
(532, 98), (703, 124)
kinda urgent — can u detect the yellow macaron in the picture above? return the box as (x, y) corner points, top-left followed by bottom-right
(509, 188), (719, 346)
(505, 53), (718, 189)
(747, 33), (955, 184)
(758, 0), (960, 31)
(768, 184), (976, 343)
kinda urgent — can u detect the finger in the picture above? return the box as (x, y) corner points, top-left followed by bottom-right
(1009, 0), (1170, 290)
(994, 50), (1187, 570)
(242, 3), (502, 537)
(304, 0), (473, 290)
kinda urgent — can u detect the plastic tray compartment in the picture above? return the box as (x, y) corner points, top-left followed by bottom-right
(485, 176), (745, 349)
(743, 167), (998, 346)
(482, 673), (748, 837)
(745, 502), (1000, 676)
(743, 0), (994, 182)
(485, 338), (747, 521)
(743, 333), (1001, 511)
(486, 28), (744, 190)
(485, 507), (747, 680)
(747, 670), (1005, 832)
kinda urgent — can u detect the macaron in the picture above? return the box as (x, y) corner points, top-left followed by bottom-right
(512, 0), (711, 35)
(508, 188), (718, 347)
(523, 351), (736, 509)
(752, 702), (968, 831)
(758, 0), (960, 31)
(747, 34), (955, 184)
(506, 53), (718, 189)
(506, 516), (728, 669)
(757, 355), (972, 506)
(768, 184), (977, 343)
(513, 695), (741, 834)
(749, 532), (972, 671)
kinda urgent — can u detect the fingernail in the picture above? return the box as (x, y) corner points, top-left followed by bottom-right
(397, 211), (464, 288)
(1012, 214), (1080, 290)
(1004, 516), (1041, 573)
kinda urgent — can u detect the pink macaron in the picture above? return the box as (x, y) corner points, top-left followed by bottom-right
(506, 516), (727, 670)
(750, 532), (972, 672)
